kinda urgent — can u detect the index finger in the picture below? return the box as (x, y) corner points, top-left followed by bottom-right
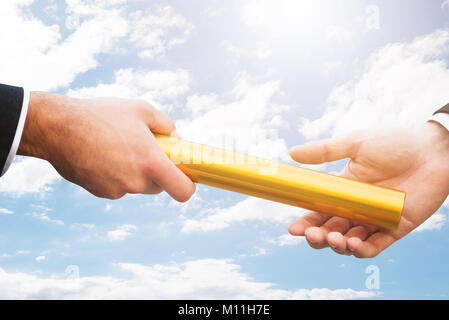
(147, 143), (196, 202)
(138, 102), (177, 136)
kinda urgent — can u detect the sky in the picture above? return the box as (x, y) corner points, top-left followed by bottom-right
(0, 0), (449, 299)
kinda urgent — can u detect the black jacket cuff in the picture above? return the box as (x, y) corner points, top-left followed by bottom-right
(0, 83), (24, 174)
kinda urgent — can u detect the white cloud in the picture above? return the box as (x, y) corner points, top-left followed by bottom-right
(16, 250), (31, 255)
(182, 197), (304, 233)
(28, 205), (59, 224)
(30, 204), (52, 212)
(0, 208), (13, 215)
(414, 213), (447, 232)
(0, 2), (191, 91)
(0, 158), (61, 196)
(442, 1), (449, 9)
(143, 192), (170, 208)
(300, 29), (449, 139)
(43, 1), (58, 19)
(178, 72), (291, 161)
(0, 250), (31, 258)
(68, 68), (191, 112)
(0, 0), (128, 91)
(29, 212), (64, 226)
(65, 0), (127, 16)
(66, 2), (193, 60)
(241, 0), (326, 33)
(107, 224), (138, 241)
(35, 256), (46, 262)
(201, 7), (226, 18)
(129, 6), (194, 59)
(169, 193), (205, 214)
(79, 224), (95, 229)
(221, 41), (272, 59)
(184, 93), (219, 116)
(252, 247), (268, 256)
(325, 25), (355, 45)
(239, 247), (269, 258)
(70, 223), (98, 243)
(323, 60), (343, 76)
(104, 204), (112, 212)
(0, 259), (377, 299)
(270, 234), (304, 247)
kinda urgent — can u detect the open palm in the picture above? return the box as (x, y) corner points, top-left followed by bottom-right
(288, 121), (449, 258)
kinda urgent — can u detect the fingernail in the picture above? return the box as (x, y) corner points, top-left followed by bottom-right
(348, 248), (356, 252)
(330, 245), (337, 249)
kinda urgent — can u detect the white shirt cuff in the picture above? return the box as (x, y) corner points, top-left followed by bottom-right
(429, 113), (449, 132)
(1, 88), (30, 176)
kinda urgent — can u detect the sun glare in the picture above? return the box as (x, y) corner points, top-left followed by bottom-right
(242, 0), (329, 34)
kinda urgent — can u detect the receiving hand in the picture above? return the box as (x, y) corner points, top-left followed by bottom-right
(288, 121), (449, 258)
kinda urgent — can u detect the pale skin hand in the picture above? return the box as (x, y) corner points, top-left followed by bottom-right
(288, 121), (449, 258)
(17, 92), (196, 201)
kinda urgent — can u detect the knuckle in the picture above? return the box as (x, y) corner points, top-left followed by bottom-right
(121, 179), (144, 194)
(105, 190), (125, 200)
(135, 99), (155, 115)
(90, 185), (125, 200)
(147, 185), (163, 195)
(141, 155), (160, 177)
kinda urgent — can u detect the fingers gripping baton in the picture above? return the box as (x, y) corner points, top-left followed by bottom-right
(155, 135), (405, 230)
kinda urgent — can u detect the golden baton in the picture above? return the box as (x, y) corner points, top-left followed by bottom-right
(155, 135), (405, 230)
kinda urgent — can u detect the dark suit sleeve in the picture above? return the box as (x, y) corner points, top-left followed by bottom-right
(0, 83), (24, 174)
(433, 103), (449, 115)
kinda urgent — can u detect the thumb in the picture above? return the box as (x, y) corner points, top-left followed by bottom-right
(289, 135), (357, 164)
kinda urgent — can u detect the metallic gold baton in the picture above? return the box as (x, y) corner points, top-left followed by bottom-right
(155, 135), (405, 230)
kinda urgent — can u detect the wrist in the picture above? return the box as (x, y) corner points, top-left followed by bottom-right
(17, 92), (70, 162)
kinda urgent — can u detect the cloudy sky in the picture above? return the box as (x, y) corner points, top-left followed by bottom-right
(1, 0), (449, 299)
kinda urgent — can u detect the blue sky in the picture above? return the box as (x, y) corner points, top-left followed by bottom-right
(0, 0), (449, 299)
